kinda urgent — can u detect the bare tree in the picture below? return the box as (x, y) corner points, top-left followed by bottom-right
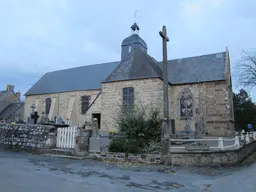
(239, 50), (256, 87)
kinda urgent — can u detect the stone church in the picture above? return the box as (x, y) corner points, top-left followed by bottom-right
(24, 23), (234, 136)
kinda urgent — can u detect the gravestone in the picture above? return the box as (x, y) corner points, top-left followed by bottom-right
(55, 116), (63, 124)
(66, 118), (70, 125)
(39, 112), (50, 124)
(184, 118), (193, 138)
(89, 118), (101, 153)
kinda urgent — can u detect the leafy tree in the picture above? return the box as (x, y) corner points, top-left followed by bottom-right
(233, 89), (256, 131)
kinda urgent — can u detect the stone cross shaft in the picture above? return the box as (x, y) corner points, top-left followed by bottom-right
(159, 26), (169, 121)
(159, 25), (170, 157)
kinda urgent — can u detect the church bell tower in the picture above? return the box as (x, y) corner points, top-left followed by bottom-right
(121, 22), (148, 61)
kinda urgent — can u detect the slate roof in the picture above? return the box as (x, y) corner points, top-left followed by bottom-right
(25, 51), (226, 96)
(104, 49), (162, 82)
(0, 102), (24, 119)
(122, 34), (147, 49)
(161, 51), (226, 84)
(25, 62), (119, 96)
(0, 91), (7, 100)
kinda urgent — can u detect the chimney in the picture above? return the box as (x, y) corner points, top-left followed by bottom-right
(6, 84), (14, 92)
(16, 91), (21, 101)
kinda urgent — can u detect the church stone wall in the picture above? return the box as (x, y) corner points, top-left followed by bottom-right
(24, 89), (102, 126)
(170, 80), (234, 136)
(101, 78), (163, 131)
(24, 78), (234, 136)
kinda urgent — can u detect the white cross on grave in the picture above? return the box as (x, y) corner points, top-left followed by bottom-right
(31, 104), (36, 113)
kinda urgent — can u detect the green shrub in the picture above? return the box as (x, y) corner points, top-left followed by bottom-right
(109, 137), (126, 153)
(110, 106), (161, 154)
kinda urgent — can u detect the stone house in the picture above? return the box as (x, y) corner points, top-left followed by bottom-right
(24, 23), (234, 136)
(0, 85), (24, 122)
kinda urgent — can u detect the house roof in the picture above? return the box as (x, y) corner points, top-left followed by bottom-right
(104, 48), (162, 82)
(25, 51), (226, 96)
(0, 102), (24, 120)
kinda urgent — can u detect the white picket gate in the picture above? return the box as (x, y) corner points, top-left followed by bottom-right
(56, 126), (78, 148)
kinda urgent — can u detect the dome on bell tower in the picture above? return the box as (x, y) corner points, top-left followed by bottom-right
(121, 23), (148, 61)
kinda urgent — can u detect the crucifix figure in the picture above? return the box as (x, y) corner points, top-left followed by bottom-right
(159, 25), (170, 157)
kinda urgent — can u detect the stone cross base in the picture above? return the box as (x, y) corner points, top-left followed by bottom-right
(89, 137), (101, 153)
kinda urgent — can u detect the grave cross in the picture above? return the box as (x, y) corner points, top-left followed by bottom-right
(159, 25), (170, 157)
(31, 104), (36, 113)
(31, 111), (39, 124)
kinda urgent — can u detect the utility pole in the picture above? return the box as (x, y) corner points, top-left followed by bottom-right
(159, 26), (170, 158)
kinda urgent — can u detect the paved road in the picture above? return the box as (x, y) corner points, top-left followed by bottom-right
(0, 152), (256, 192)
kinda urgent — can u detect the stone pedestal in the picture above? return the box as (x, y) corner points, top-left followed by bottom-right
(75, 128), (91, 152)
(79, 129), (91, 151)
(89, 137), (101, 153)
(45, 133), (56, 148)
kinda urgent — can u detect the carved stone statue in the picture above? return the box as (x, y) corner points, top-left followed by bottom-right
(91, 118), (99, 138)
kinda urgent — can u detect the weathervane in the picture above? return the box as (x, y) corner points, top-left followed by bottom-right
(134, 10), (137, 23)
(131, 10), (139, 34)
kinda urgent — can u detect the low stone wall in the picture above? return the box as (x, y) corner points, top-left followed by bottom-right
(99, 152), (162, 164)
(95, 141), (256, 167)
(0, 123), (55, 151)
(169, 141), (256, 167)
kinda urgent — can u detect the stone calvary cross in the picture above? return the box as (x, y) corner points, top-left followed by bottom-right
(30, 104), (39, 124)
(159, 26), (170, 157)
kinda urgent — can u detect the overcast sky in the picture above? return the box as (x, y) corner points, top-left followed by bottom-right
(0, 0), (255, 100)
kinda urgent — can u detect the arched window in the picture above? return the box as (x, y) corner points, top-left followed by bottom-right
(45, 98), (51, 115)
(180, 88), (193, 118)
(123, 87), (134, 111)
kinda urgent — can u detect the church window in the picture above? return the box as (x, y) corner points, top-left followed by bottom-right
(180, 88), (193, 118)
(128, 46), (131, 53)
(45, 98), (51, 115)
(123, 87), (134, 111)
(81, 95), (90, 114)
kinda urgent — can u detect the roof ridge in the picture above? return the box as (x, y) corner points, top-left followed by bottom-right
(44, 51), (225, 74)
(167, 51), (225, 62)
(47, 61), (120, 74)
